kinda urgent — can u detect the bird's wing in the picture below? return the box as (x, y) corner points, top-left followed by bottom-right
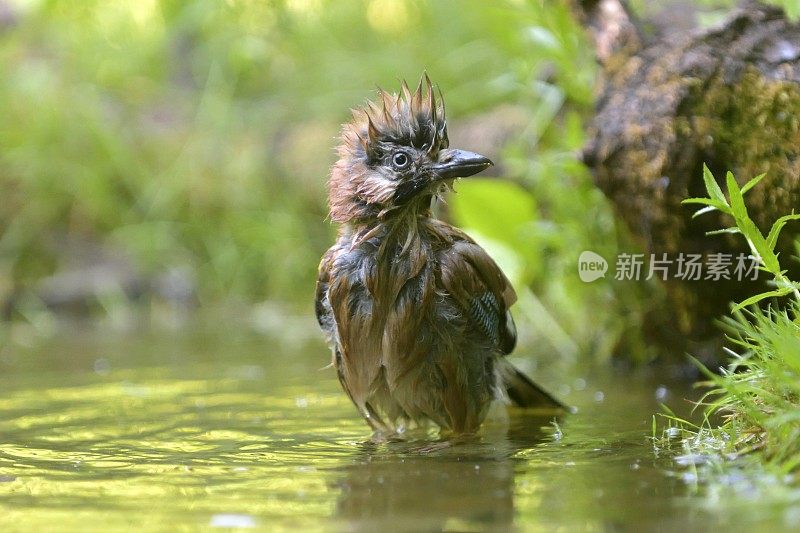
(438, 229), (565, 410)
(315, 246), (337, 343)
(438, 234), (517, 354)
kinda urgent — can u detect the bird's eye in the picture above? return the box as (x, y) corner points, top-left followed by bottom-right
(391, 151), (411, 170)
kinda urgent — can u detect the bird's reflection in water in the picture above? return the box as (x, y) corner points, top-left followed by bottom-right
(333, 411), (559, 532)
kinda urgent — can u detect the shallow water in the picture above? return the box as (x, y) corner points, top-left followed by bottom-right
(0, 328), (797, 531)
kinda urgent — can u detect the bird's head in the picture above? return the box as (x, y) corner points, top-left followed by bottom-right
(328, 75), (492, 224)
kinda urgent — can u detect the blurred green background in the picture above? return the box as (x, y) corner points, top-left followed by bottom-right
(3, 0), (771, 360)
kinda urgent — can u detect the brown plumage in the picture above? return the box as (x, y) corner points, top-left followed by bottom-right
(315, 75), (563, 436)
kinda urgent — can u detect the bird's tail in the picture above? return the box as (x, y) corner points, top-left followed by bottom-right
(498, 360), (565, 411)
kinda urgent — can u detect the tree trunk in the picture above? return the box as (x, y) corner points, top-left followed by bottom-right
(575, 0), (800, 360)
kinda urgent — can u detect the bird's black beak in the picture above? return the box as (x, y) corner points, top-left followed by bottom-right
(430, 149), (493, 180)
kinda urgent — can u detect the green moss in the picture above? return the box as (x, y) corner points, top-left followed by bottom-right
(691, 67), (800, 233)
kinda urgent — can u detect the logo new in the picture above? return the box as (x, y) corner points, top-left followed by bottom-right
(578, 251), (608, 282)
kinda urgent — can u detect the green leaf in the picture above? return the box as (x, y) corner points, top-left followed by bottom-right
(726, 171), (748, 222)
(732, 287), (794, 312)
(691, 205), (719, 218)
(741, 172), (766, 195)
(681, 198), (728, 209)
(766, 213), (800, 250)
(681, 198), (729, 217)
(741, 218), (780, 272)
(449, 180), (537, 243)
(703, 164), (727, 205)
(448, 179), (540, 285)
(775, 279), (800, 294)
(706, 227), (741, 236)
(682, 198), (724, 206)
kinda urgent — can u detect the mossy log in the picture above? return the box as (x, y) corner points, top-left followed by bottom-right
(575, 0), (800, 359)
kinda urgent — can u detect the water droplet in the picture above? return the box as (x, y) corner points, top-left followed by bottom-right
(594, 391), (605, 402)
(655, 386), (668, 401)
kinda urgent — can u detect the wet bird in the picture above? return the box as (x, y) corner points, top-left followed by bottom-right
(315, 75), (563, 437)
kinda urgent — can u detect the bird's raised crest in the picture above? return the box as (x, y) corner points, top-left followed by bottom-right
(343, 73), (448, 158)
(328, 74), (451, 223)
